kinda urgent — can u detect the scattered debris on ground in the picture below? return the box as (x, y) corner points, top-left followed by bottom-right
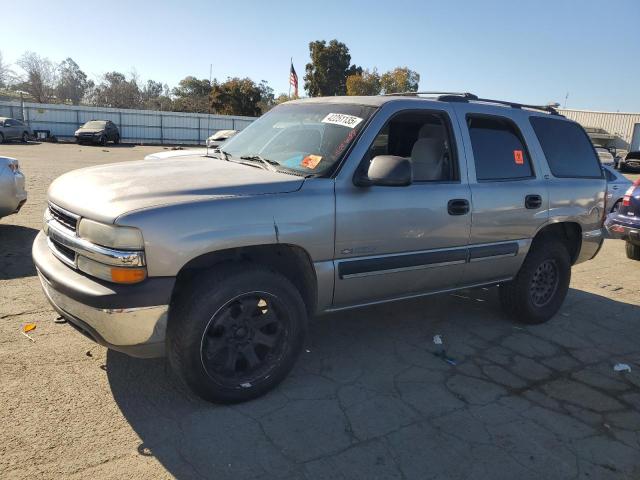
(614, 363), (632, 373)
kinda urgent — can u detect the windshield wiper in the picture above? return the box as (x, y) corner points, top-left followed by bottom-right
(240, 154), (279, 172)
(209, 148), (230, 161)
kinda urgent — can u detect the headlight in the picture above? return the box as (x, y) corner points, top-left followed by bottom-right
(78, 219), (144, 250)
(77, 256), (147, 284)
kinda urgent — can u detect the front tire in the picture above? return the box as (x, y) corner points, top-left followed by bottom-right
(499, 239), (570, 324)
(99, 135), (107, 146)
(167, 264), (308, 403)
(21, 132), (29, 143)
(626, 241), (640, 260)
(114, 134), (120, 145)
(0, 133), (4, 144)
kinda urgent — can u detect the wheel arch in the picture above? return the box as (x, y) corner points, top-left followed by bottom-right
(172, 243), (318, 316)
(532, 221), (582, 265)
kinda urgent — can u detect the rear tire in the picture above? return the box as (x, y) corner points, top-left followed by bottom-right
(167, 264), (308, 403)
(114, 134), (120, 145)
(0, 133), (4, 144)
(499, 239), (570, 324)
(626, 241), (640, 260)
(21, 132), (29, 143)
(99, 135), (107, 146)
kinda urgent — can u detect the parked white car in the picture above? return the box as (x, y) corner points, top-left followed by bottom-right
(206, 129), (237, 148)
(595, 146), (615, 166)
(0, 157), (27, 219)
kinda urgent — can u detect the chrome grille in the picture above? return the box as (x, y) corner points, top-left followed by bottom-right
(51, 238), (75, 263)
(49, 204), (78, 232)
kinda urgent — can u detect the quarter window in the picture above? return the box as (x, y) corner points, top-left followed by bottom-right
(467, 115), (533, 181)
(530, 117), (602, 178)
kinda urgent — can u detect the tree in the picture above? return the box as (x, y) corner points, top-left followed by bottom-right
(172, 76), (211, 112)
(0, 51), (15, 89)
(17, 52), (57, 103)
(55, 58), (89, 105)
(210, 77), (263, 116)
(346, 68), (381, 96)
(257, 80), (276, 113)
(274, 93), (291, 105)
(140, 80), (172, 110)
(89, 71), (141, 108)
(380, 67), (420, 94)
(304, 40), (361, 97)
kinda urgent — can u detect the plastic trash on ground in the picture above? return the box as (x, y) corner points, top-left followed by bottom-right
(613, 363), (632, 373)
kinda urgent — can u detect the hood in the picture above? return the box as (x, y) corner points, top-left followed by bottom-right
(144, 148), (208, 160)
(76, 128), (104, 134)
(48, 155), (305, 223)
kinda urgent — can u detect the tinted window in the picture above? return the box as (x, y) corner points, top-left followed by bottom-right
(467, 115), (533, 181)
(367, 111), (458, 182)
(627, 152), (640, 160)
(530, 117), (602, 178)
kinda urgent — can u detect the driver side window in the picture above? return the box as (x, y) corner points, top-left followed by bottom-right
(367, 111), (458, 182)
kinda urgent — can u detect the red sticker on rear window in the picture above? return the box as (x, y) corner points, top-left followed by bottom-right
(514, 150), (524, 164)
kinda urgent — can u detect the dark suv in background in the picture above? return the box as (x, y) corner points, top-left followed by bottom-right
(75, 120), (120, 146)
(618, 151), (640, 172)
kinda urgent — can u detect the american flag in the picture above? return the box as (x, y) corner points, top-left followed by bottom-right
(289, 61), (298, 98)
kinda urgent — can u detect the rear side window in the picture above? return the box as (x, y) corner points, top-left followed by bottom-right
(467, 115), (533, 181)
(530, 117), (602, 178)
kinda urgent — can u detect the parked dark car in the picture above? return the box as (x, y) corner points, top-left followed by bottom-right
(605, 179), (640, 260)
(75, 120), (120, 146)
(618, 151), (640, 172)
(602, 165), (632, 212)
(0, 117), (33, 143)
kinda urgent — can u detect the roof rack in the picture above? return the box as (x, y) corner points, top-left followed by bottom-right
(383, 91), (561, 115)
(383, 91), (478, 99)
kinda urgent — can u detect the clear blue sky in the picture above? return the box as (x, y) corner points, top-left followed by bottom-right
(4, 0), (640, 111)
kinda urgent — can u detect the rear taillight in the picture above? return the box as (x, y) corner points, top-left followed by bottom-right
(623, 179), (640, 207)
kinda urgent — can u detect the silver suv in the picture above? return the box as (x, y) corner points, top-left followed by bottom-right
(33, 93), (606, 403)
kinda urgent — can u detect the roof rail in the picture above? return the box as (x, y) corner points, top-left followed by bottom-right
(383, 91), (478, 100)
(469, 97), (561, 115)
(383, 91), (561, 115)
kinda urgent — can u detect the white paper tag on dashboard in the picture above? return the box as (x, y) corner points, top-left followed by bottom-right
(321, 113), (363, 129)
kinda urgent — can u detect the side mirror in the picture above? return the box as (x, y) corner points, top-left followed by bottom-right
(355, 155), (412, 187)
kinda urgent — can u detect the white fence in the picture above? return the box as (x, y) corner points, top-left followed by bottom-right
(0, 100), (256, 145)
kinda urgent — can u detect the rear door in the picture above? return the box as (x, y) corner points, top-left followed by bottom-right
(453, 104), (549, 284)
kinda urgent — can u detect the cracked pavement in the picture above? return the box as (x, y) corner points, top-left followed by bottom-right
(1, 143), (639, 479)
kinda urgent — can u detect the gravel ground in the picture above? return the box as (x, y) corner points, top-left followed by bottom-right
(1, 142), (640, 480)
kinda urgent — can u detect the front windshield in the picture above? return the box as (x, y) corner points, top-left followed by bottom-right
(83, 121), (106, 129)
(221, 103), (376, 174)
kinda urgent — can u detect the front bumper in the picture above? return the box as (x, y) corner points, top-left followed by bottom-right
(605, 214), (640, 245)
(33, 231), (175, 357)
(75, 134), (101, 143)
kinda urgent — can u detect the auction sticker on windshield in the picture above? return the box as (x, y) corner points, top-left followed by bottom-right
(322, 113), (363, 129)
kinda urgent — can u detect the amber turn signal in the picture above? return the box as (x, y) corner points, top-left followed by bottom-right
(110, 267), (147, 284)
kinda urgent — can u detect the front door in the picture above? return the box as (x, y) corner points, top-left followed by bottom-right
(333, 106), (471, 307)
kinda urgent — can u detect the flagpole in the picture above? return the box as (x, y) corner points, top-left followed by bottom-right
(288, 57), (292, 99)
